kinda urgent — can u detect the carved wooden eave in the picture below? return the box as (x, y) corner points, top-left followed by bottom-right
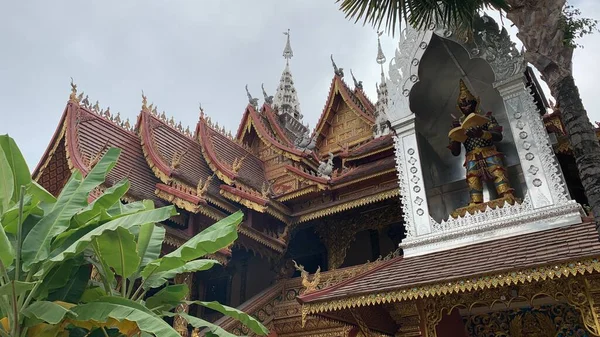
(276, 185), (321, 203)
(340, 135), (395, 164)
(237, 224), (286, 254)
(294, 186), (400, 223)
(330, 156), (397, 190)
(330, 167), (397, 190)
(219, 184), (292, 225)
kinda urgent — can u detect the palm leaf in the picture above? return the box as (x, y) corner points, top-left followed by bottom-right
(336, 0), (509, 35)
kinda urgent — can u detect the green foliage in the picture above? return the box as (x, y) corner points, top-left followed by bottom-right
(562, 4), (599, 48)
(336, 0), (508, 35)
(0, 134), (267, 337)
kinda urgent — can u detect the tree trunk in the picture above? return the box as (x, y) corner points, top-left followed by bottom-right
(506, 0), (600, 232)
(553, 76), (600, 229)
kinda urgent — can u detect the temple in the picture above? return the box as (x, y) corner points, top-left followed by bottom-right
(34, 19), (600, 336)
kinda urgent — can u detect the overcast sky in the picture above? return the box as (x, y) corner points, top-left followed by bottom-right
(1, 1), (599, 170)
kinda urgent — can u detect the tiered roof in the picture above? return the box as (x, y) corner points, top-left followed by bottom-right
(33, 33), (404, 259)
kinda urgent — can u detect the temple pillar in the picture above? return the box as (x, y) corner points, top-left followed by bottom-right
(494, 73), (571, 209)
(391, 114), (432, 239)
(173, 272), (193, 337)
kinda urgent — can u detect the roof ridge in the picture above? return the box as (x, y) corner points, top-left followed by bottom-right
(146, 109), (194, 139)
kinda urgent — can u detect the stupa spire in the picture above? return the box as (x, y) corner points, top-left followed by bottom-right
(273, 29), (302, 122)
(374, 31), (390, 138)
(283, 29), (293, 63)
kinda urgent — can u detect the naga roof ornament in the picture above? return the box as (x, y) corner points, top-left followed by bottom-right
(245, 84), (259, 110)
(350, 69), (363, 90)
(330, 54), (344, 78)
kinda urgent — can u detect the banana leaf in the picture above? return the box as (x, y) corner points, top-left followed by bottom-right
(70, 296), (180, 337)
(142, 211), (242, 279)
(22, 148), (121, 271)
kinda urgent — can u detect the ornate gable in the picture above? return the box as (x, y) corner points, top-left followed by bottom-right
(314, 76), (375, 157)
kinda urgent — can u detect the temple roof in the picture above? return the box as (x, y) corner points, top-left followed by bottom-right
(298, 220), (600, 311)
(61, 102), (163, 203)
(197, 113), (267, 191)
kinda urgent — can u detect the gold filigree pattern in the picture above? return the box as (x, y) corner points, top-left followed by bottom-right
(296, 188), (400, 223)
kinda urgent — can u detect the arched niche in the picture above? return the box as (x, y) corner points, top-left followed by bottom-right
(407, 35), (525, 221)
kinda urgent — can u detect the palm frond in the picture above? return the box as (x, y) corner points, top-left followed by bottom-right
(336, 0), (509, 36)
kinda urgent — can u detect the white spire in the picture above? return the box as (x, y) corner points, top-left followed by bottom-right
(374, 31), (390, 138)
(273, 29), (302, 121)
(283, 29), (293, 62)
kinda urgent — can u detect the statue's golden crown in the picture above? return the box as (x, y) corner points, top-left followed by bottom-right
(457, 79), (477, 103)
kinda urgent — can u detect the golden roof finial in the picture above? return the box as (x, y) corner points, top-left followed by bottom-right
(199, 103), (204, 120)
(141, 90), (148, 112)
(148, 103), (154, 114)
(69, 77), (79, 103)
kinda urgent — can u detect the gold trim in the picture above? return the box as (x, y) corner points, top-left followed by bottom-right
(241, 117), (302, 162)
(220, 188), (267, 213)
(139, 122), (173, 184)
(34, 119), (68, 181)
(238, 226), (286, 253)
(296, 188), (400, 223)
(198, 136), (235, 185)
(332, 168), (396, 190)
(277, 185), (320, 202)
(154, 188), (225, 221)
(206, 195), (238, 214)
(302, 256), (600, 317)
(344, 144), (394, 162)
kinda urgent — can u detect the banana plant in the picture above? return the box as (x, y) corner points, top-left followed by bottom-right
(0, 135), (268, 337)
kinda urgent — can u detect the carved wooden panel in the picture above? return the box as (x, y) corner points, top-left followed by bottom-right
(318, 98), (372, 156)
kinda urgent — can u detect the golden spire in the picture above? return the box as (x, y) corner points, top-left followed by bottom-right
(141, 90), (148, 112)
